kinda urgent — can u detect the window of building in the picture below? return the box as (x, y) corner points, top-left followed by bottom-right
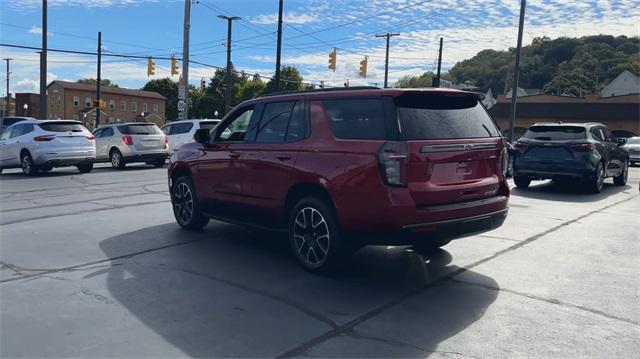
(85, 97), (92, 108)
(142, 103), (148, 113)
(57, 96), (61, 105)
(109, 99), (115, 109)
(130, 101), (137, 112)
(120, 100), (126, 111)
(153, 103), (159, 113)
(73, 96), (80, 107)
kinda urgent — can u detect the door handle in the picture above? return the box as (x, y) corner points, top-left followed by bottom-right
(229, 151), (241, 159)
(276, 154), (291, 161)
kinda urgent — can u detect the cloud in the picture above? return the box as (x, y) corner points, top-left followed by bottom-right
(250, 12), (319, 25)
(28, 26), (53, 36)
(10, 0), (161, 10)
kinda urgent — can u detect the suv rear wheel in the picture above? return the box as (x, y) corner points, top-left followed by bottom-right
(587, 162), (605, 193)
(514, 175), (531, 188)
(171, 176), (209, 230)
(289, 197), (352, 274)
(110, 149), (126, 169)
(613, 159), (628, 186)
(21, 151), (38, 176)
(77, 162), (93, 173)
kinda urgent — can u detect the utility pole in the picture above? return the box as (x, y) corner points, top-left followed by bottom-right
(507, 0), (526, 143)
(218, 15), (240, 114)
(375, 33), (399, 88)
(94, 31), (102, 130)
(4, 58), (10, 117)
(435, 37), (443, 88)
(40, 0), (47, 119)
(180, 0), (190, 121)
(274, 0), (283, 91)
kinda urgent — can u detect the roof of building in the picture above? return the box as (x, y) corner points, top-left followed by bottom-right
(601, 70), (640, 97)
(48, 81), (167, 100)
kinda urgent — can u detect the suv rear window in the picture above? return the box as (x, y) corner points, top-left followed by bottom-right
(324, 99), (386, 140)
(523, 126), (586, 141)
(118, 124), (161, 135)
(38, 121), (86, 132)
(396, 94), (500, 140)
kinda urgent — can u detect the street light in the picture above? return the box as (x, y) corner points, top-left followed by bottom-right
(23, 103), (28, 116)
(217, 15), (240, 115)
(140, 112), (145, 122)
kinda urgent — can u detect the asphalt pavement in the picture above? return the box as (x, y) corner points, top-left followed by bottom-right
(1, 164), (639, 358)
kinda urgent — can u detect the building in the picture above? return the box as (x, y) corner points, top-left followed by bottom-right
(601, 70), (640, 98)
(15, 93), (41, 118)
(46, 81), (167, 130)
(0, 97), (15, 117)
(490, 93), (640, 139)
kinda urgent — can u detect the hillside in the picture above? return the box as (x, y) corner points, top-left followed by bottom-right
(398, 35), (639, 97)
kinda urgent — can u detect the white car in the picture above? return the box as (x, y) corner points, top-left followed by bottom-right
(623, 136), (640, 166)
(161, 119), (220, 152)
(0, 120), (96, 175)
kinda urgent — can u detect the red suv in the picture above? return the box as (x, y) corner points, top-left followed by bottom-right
(168, 87), (509, 273)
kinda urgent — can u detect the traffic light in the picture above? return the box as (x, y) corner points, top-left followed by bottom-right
(359, 56), (368, 78)
(200, 78), (206, 92)
(170, 56), (179, 76)
(328, 48), (337, 71)
(147, 57), (155, 77)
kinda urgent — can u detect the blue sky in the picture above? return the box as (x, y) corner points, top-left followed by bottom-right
(0, 0), (639, 96)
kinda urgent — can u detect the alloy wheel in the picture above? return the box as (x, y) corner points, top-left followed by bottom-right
(173, 182), (194, 225)
(293, 207), (330, 267)
(596, 163), (604, 191)
(111, 152), (121, 167)
(21, 155), (32, 174)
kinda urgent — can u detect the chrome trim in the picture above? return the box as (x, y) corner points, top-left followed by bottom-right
(420, 142), (497, 153)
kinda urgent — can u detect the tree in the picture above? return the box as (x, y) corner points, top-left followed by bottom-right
(205, 64), (248, 106)
(264, 66), (306, 93)
(77, 78), (119, 87)
(395, 72), (436, 88)
(142, 78), (178, 121)
(236, 77), (266, 103)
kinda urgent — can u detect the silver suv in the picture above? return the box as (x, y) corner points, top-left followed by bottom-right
(93, 122), (169, 169)
(0, 120), (95, 175)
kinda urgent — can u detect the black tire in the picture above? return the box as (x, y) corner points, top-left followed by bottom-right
(20, 151), (38, 176)
(613, 159), (628, 186)
(77, 162), (94, 173)
(587, 162), (605, 194)
(289, 196), (353, 274)
(110, 148), (126, 169)
(171, 176), (209, 230)
(514, 175), (531, 188)
(412, 239), (451, 255)
(152, 159), (166, 168)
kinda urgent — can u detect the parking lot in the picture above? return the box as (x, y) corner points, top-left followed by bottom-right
(1, 164), (639, 358)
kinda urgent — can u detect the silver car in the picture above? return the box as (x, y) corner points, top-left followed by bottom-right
(93, 122), (169, 169)
(623, 136), (640, 166)
(0, 119), (96, 175)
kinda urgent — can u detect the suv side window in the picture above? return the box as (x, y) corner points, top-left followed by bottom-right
(216, 106), (255, 142)
(161, 125), (171, 135)
(323, 98), (386, 140)
(10, 124), (33, 138)
(601, 127), (614, 142)
(256, 101), (295, 143)
(591, 128), (605, 142)
(102, 127), (114, 137)
(1, 127), (11, 141)
(171, 122), (194, 135)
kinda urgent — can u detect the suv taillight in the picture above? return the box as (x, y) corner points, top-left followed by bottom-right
(515, 142), (527, 150)
(570, 143), (593, 152)
(122, 135), (133, 145)
(498, 148), (508, 176)
(164, 135), (168, 145)
(378, 141), (408, 187)
(33, 135), (55, 141)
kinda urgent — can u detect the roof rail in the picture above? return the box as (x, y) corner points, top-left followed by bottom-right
(259, 86), (379, 98)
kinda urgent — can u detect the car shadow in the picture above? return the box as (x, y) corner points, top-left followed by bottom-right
(95, 222), (498, 357)
(510, 179), (633, 203)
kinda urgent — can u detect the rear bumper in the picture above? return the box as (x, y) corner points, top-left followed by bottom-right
(514, 158), (596, 179)
(122, 152), (169, 163)
(34, 150), (96, 166)
(629, 153), (640, 163)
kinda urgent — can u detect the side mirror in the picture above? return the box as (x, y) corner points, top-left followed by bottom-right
(617, 138), (627, 146)
(194, 128), (211, 144)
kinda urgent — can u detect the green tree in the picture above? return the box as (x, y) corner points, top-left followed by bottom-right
(142, 78), (178, 121)
(264, 66), (306, 93)
(77, 78), (119, 87)
(395, 72), (436, 88)
(236, 75), (266, 103)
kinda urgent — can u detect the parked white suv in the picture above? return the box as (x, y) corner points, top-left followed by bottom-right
(161, 119), (220, 153)
(93, 122), (169, 169)
(0, 120), (96, 175)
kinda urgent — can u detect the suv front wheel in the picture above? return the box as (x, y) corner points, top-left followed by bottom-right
(289, 197), (352, 274)
(171, 176), (209, 230)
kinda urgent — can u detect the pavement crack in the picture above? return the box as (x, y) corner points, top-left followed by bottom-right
(162, 266), (339, 330)
(450, 278), (639, 326)
(346, 329), (426, 351)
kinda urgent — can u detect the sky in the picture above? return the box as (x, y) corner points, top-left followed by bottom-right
(0, 0), (639, 96)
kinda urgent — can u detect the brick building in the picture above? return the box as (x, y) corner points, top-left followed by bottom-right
(489, 93), (640, 139)
(46, 81), (167, 130)
(15, 93), (41, 118)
